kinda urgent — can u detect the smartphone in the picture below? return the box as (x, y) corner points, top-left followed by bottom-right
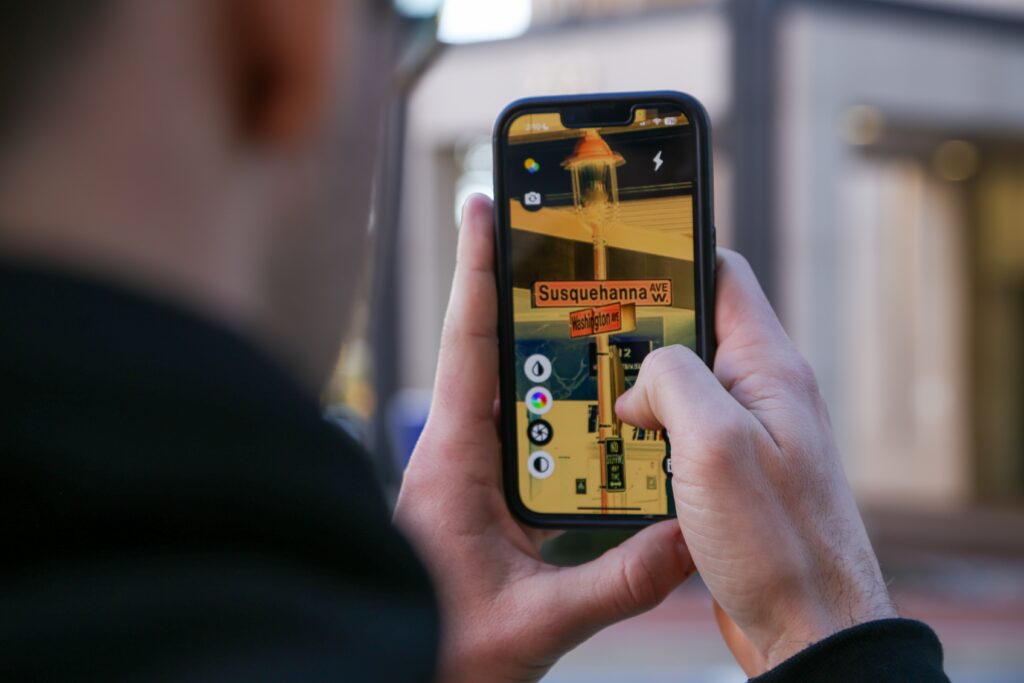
(492, 91), (716, 528)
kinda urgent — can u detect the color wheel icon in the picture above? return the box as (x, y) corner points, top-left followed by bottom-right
(525, 386), (553, 415)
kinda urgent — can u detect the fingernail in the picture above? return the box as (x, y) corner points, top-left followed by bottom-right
(458, 201), (469, 229)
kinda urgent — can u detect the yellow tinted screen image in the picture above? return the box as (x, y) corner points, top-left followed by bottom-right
(505, 108), (696, 517)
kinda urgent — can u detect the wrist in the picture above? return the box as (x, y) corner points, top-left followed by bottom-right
(437, 632), (553, 683)
(762, 592), (898, 670)
(438, 659), (548, 683)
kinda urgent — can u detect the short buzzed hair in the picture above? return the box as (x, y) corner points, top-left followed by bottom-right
(0, 1), (403, 141)
(0, 2), (112, 137)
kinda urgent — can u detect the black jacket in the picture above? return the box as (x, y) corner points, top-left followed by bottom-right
(0, 262), (949, 682)
(0, 263), (438, 682)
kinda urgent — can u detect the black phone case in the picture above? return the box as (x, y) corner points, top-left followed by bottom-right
(492, 91), (716, 529)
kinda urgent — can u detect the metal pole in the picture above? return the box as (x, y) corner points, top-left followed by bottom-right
(730, 0), (779, 306)
(593, 231), (611, 512)
(371, 17), (443, 505)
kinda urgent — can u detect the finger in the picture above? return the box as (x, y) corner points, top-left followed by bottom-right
(713, 250), (807, 390)
(548, 520), (695, 636)
(714, 249), (790, 351)
(422, 195), (499, 447)
(615, 344), (745, 438)
(713, 600), (766, 677)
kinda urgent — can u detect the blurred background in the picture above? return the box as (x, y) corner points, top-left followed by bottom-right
(326, 1), (1024, 681)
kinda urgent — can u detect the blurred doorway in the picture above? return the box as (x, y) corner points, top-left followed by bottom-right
(841, 130), (971, 507)
(972, 145), (1024, 503)
(841, 125), (1024, 507)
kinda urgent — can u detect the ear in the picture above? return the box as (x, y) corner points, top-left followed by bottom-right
(226, 0), (333, 146)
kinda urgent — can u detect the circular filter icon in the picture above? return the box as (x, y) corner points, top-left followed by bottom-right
(527, 419), (553, 446)
(528, 451), (555, 479)
(525, 386), (553, 415)
(524, 353), (552, 383)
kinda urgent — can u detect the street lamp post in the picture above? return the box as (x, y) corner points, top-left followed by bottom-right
(563, 130), (625, 512)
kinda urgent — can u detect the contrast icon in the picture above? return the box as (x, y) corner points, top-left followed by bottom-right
(527, 419), (553, 446)
(525, 386), (553, 415)
(524, 157), (540, 174)
(528, 451), (555, 479)
(523, 353), (552, 383)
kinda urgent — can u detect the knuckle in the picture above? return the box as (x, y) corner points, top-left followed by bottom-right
(778, 354), (821, 396)
(703, 416), (750, 456)
(637, 346), (666, 378)
(638, 347), (693, 423)
(612, 551), (661, 617)
(643, 344), (689, 377)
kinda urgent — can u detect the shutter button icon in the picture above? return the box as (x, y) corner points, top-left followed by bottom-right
(527, 419), (553, 446)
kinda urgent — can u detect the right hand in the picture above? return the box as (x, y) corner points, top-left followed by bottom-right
(616, 249), (897, 676)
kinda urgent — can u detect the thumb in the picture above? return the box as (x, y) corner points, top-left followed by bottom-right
(713, 249), (809, 397)
(410, 194), (500, 479)
(430, 194), (497, 426)
(615, 344), (743, 439)
(549, 520), (695, 636)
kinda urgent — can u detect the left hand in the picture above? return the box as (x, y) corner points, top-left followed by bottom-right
(394, 195), (695, 683)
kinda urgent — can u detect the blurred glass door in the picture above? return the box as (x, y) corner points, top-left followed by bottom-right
(840, 132), (1024, 507)
(973, 147), (1024, 503)
(841, 142), (970, 507)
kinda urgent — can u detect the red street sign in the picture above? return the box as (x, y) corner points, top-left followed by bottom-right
(568, 302), (637, 339)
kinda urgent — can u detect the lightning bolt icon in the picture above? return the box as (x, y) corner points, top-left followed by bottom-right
(653, 150), (664, 172)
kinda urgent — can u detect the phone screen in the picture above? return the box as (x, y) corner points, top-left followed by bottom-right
(500, 105), (699, 519)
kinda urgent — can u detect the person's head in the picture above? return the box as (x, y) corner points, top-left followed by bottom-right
(0, 0), (397, 393)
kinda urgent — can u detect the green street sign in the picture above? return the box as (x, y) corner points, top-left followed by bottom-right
(605, 437), (625, 491)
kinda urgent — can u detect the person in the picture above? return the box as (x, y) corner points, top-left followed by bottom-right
(0, 2), (949, 682)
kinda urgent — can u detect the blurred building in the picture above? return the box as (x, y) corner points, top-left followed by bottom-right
(394, 0), (1024, 513)
(346, 1), (1024, 680)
